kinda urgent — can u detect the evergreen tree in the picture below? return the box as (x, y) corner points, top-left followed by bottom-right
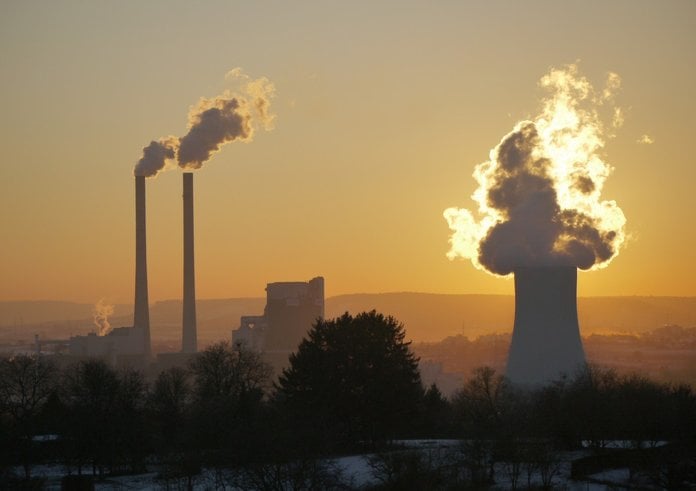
(276, 311), (423, 452)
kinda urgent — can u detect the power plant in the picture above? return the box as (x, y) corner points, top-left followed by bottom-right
(505, 266), (586, 385)
(68, 173), (202, 364)
(51, 70), (278, 367)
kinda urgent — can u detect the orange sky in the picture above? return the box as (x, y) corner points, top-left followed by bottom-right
(1, 1), (694, 303)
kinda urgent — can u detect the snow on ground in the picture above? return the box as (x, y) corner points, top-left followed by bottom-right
(11, 441), (655, 490)
(587, 467), (632, 486)
(334, 454), (374, 488)
(581, 440), (667, 449)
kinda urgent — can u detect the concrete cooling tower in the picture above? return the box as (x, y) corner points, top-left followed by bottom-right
(505, 266), (586, 385)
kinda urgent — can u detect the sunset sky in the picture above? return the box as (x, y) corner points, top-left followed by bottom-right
(1, 1), (694, 304)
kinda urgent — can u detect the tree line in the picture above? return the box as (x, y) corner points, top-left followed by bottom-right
(1, 310), (695, 489)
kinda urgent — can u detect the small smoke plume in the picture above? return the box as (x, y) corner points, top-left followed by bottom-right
(637, 134), (654, 145)
(93, 298), (115, 336)
(134, 68), (275, 177)
(134, 136), (179, 177)
(444, 64), (626, 275)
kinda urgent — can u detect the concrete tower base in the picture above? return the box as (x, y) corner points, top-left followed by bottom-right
(506, 266), (586, 386)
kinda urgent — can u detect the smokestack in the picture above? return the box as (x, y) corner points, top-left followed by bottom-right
(134, 175), (151, 357)
(505, 266), (586, 385)
(182, 172), (197, 353)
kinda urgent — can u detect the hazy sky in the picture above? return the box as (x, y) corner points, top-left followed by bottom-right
(1, 1), (694, 303)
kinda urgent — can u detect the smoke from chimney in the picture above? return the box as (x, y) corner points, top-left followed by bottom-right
(182, 173), (197, 353)
(133, 68), (275, 178)
(134, 137), (179, 178)
(444, 64), (626, 275)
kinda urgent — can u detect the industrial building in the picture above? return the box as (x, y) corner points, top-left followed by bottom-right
(68, 326), (149, 368)
(233, 277), (324, 362)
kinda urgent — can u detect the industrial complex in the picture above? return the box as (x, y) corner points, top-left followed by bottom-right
(20, 174), (322, 375)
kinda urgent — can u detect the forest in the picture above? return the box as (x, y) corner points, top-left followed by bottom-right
(1, 311), (695, 489)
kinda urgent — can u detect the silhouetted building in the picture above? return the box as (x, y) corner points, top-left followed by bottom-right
(506, 266), (586, 385)
(68, 326), (148, 368)
(233, 277), (324, 353)
(234, 315), (268, 352)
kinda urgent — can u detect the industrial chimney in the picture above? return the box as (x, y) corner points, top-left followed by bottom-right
(182, 172), (197, 353)
(505, 266), (586, 385)
(133, 175), (151, 358)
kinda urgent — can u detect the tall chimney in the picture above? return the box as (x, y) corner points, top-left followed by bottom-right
(182, 172), (197, 353)
(134, 175), (151, 357)
(506, 266), (586, 385)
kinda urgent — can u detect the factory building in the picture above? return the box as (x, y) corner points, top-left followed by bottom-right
(233, 277), (324, 361)
(68, 326), (149, 368)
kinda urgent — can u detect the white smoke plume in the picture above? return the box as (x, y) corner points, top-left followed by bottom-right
(133, 68), (275, 177)
(444, 64), (626, 276)
(93, 298), (115, 336)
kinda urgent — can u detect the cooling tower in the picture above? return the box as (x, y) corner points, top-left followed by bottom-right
(505, 266), (586, 385)
(133, 175), (151, 357)
(182, 172), (197, 353)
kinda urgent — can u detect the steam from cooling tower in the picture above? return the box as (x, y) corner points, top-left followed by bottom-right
(93, 298), (115, 336)
(133, 68), (275, 177)
(444, 64), (626, 275)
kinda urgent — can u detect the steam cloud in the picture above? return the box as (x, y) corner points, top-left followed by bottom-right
(444, 64), (626, 275)
(134, 69), (275, 177)
(93, 298), (115, 336)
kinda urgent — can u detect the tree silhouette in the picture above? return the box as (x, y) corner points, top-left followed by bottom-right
(0, 354), (57, 480)
(188, 341), (273, 464)
(452, 366), (511, 438)
(148, 367), (192, 455)
(276, 311), (423, 452)
(61, 360), (147, 475)
(417, 383), (453, 438)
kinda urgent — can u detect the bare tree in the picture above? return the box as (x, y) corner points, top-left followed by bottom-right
(190, 341), (272, 402)
(188, 341), (273, 465)
(230, 459), (349, 491)
(0, 354), (57, 480)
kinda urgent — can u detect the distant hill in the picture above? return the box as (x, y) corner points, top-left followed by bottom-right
(326, 293), (512, 341)
(328, 294), (696, 342)
(1, 295), (695, 344)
